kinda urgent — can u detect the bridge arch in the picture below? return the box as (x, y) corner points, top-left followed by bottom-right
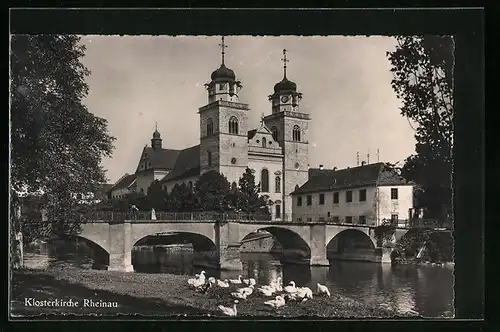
(327, 229), (377, 262)
(239, 226), (311, 259)
(45, 234), (110, 268)
(128, 222), (216, 253)
(76, 222), (112, 253)
(133, 231), (217, 252)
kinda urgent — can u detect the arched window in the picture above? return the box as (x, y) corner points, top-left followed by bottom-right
(292, 125), (301, 142)
(229, 116), (239, 134)
(206, 117), (214, 137)
(275, 176), (281, 193)
(262, 137), (267, 148)
(231, 182), (237, 192)
(271, 126), (278, 141)
(261, 168), (269, 192)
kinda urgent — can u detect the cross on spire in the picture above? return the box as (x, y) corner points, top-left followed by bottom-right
(260, 112), (265, 124)
(155, 121), (158, 131)
(281, 49), (290, 78)
(219, 36), (228, 65)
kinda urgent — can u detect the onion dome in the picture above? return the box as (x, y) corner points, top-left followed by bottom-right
(211, 63), (236, 82)
(273, 77), (297, 93)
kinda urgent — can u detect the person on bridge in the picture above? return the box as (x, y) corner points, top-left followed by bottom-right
(131, 204), (139, 219)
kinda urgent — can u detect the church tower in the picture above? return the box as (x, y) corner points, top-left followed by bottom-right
(264, 49), (310, 221)
(198, 37), (250, 185)
(151, 123), (162, 150)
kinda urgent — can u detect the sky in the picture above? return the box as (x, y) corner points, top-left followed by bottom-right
(79, 35), (417, 184)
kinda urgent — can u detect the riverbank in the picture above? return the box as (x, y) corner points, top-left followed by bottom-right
(10, 266), (419, 318)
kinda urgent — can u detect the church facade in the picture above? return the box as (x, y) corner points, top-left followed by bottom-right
(111, 38), (311, 221)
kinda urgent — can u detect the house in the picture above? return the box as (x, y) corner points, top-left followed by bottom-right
(109, 174), (137, 200)
(290, 162), (413, 226)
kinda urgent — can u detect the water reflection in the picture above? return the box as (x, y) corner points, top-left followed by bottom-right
(23, 241), (454, 318)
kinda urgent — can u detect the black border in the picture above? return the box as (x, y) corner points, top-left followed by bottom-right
(6, 6), (485, 332)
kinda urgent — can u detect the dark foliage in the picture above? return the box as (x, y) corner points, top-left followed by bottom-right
(10, 35), (115, 265)
(387, 36), (454, 222)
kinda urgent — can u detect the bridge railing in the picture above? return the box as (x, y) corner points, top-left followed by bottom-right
(80, 211), (273, 222)
(79, 211), (451, 229)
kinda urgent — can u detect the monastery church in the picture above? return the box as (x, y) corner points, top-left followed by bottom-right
(110, 38), (310, 221)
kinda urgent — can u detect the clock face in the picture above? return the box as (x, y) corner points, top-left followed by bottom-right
(294, 163), (300, 170)
(281, 95), (290, 103)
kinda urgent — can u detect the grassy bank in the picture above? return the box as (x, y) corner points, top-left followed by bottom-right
(11, 266), (418, 318)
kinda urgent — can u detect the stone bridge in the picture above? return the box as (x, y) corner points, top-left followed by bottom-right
(76, 219), (410, 272)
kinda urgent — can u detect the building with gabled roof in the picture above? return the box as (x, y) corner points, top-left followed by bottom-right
(109, 173), (137, 199)
(291, 162), (413, 226)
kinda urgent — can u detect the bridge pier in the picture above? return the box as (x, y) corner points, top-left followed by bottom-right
(107, 222), (134, 272)
(310, 224), (329, 266)
(216, 222), (243, 271)
(380, 248), (393, 264)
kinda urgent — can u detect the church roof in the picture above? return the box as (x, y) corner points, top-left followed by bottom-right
(111, 174), (137, 191)
(160, 145), (200, 182)
(138, 147), (181, 172)
(247, 129), (257, 139)
(291, 163), (409, 195)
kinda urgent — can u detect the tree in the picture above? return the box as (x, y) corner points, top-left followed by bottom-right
(235, 168), (268, 214)
(167, 183), (198, 212)
(387, 36), (454, 221)
(147, 180), (168, 211)
(194, 171), (232, 212)
(10, 35), (115, 264)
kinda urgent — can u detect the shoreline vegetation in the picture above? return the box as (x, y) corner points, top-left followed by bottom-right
(11, 265), (420, 318)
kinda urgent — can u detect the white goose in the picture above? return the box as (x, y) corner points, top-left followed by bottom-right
(258, 287), (275, 297)
(237, 285), (254, 296)
(284, 281), (297, 294)
(195, 271), (206, 280)
(208, 277), (216, 285)
(188, 277), (205, 288)
(217, 279), (230, 288)
(296, 287), (314, 299)
(229, 275), (243, 285)
(317, 283), (331, 297)
(231, 291), (248, 300)
(218, 300), (238, 316)
(264, 295), (286, 309)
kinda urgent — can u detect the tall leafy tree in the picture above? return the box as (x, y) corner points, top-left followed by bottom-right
(387, 36), (454, 221)
(235, 168), (268, 214)
(167, 182), (197, 212)
(147, 180), (168, 210)
(194, 171), (232, 212)
(10, 35), (115, 262)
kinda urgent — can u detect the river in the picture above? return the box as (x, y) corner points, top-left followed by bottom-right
(22, 240), (454, 318)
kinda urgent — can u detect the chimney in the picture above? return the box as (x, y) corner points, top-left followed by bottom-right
(361, 161), (366, 166)
(319, 165), (324, 170)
